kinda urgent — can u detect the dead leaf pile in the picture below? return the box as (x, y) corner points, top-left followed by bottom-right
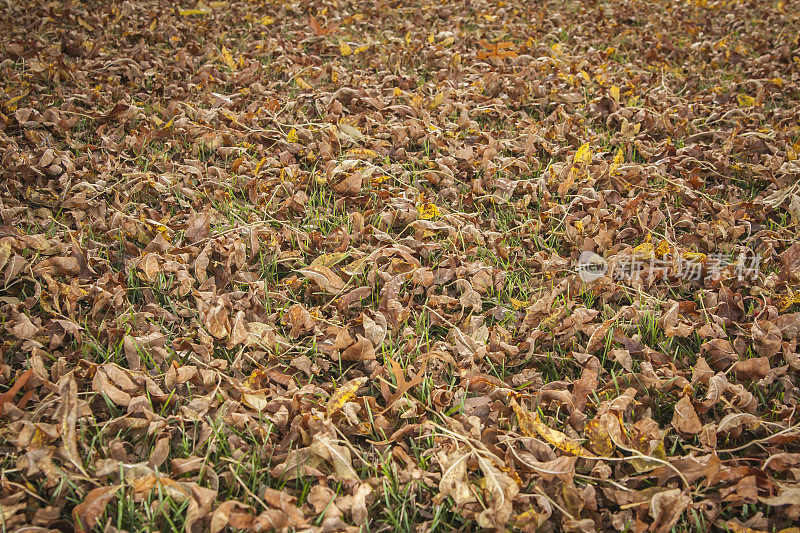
(1, 0), (800, 530)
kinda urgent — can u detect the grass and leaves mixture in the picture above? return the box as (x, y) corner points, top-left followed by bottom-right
(1, 0), (800, 531)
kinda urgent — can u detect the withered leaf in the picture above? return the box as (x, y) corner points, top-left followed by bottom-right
(649, 488), (691, 533)
(476, 456), (519, 529)
(72, 485), (120, 533)
(672, 395), (702, 435)
(298, 265), (345, 293)
(436, 449), (474, 506)
(184, 210), (210, 243)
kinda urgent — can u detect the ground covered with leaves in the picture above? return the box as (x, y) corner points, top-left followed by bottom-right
(2, 0), (800, 531)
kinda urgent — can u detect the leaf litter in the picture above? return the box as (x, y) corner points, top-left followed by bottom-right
(1, 0), (800, 531)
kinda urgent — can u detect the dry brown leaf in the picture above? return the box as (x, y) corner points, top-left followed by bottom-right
(72, 485), (119, 533)
(649, 488), (691, 533)
(299, 265), (345, 293)
(672, 395), (703, 435)
(435, 449), (475, 507)
(476, 456), (519, 529)
(205, 302), (230, 339)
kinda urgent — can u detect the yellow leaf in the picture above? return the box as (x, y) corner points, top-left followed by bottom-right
(779, 290), (800, 312)
(260, 15), (275, 25)
(573, 143), (593, 166)
(393, 87), (402, 97)
(609, 147), (624, 176)
(296, 76), (312, 90)
(737, 94), (755, 107)
(509, 298), (527, 310)
(220, 45), (236, 71)
(538, 310), (561, 331)
(629, 438), (667, 473)
(254, 157), (267, 175)
(78, 16), (95, 31)
(427, 33), (434, 44)
(218, 108), (238, 122)
(610, 85), (620, 102)
(655, 240), (671, 258)
(530, 412), (596, 457)
(286, 128), (299, 143)
(416, 195), (441, 220)
(344, 147), (378, 159)
(585, 418), (614, 457)
(429, 93), (444, 109)
(631, 242), (655, 259)
(310, 252), (348, 269)
(5, 91), (30, 107)
(326, 377), (367, 417)
(441, 36), (455, 46)
(340, 42), (352, 56)
(354, 45), (369, 54)
(179, 8), (210, 16)
(510, 399), (538, 437)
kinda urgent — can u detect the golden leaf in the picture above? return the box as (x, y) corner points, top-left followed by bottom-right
(179, 6), (211, 16)
(254, 157), (267, 175)
(429, 92), (444, 109)
(417, 201), (441, 220)
(530, 412), (595, 457)
(340, 42), (352, 56)
(310, 252), (348, 269)
(737, 94), (755, 107)
(585, 418), (614, 457)
(510, 399), (537, 437)
(631, 242), (655, 259)
(509, 298), (527, 310)
(220, 45), (236, 71)
(574, 143), (593, 166)
(326, 376), (367, 417)
(609, 147), (624, 176)
(296, 77), (312, 90)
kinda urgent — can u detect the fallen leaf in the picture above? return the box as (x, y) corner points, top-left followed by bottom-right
(73, 485), (120, 533)
(529, 411), (595, 458)
(326, 376), (367, 417)
(672, 395), (702, 435)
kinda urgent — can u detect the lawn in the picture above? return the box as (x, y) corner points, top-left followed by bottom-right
(1, 0), (799, 531)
